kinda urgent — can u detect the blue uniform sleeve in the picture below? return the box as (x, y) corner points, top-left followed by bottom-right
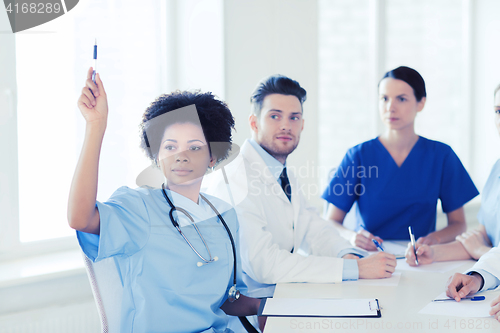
(321, 148), (360, 213)
(439, 148), (479, 213)
(77, 186), (151, 262)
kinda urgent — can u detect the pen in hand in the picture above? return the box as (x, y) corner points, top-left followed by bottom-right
(372, 239), (384, 252)
(92, 39), (97, 84)
(408, 226), (419, 266)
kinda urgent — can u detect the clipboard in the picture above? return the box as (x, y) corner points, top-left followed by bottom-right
(258, 298), (381, 318)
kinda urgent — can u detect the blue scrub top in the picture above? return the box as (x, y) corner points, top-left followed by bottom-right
(478, 159), (500, 247)
(77, 186), (246, 333)
(321, 137), (479, 240)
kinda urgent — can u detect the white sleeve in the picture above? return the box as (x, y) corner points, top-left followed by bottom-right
(299, 194), (365, 258)
(469, 247), (500, 290)
(236, 193), (345, 285)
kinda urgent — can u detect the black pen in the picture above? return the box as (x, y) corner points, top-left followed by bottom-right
(408, 226), (418, 265)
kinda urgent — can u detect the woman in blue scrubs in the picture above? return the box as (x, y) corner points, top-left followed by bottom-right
(406, 83), (500, 265)
(68, 68), (261, 333)
(322, 66), (479, 251)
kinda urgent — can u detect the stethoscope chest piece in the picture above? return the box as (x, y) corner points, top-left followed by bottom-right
(228, 285), (240, 303)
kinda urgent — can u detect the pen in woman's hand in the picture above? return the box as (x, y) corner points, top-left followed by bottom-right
(372, 239), (385, 252)
(409, 226), (419, 265)
(92, 39), (97, 84)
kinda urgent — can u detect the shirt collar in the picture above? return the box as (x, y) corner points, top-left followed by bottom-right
(248, 138), (285, 182)
(162, 188), (217, 227)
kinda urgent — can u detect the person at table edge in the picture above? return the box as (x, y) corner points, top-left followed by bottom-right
(446, 246), (500, 321)
(405, 82), (500, 266)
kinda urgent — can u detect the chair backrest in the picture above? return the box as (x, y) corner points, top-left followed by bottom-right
(82, 253), (123, 333)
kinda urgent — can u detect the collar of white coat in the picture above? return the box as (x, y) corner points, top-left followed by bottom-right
(241, 139), (295, 189)
(241, 139), (300, 236)
(247, 138), (285, 183)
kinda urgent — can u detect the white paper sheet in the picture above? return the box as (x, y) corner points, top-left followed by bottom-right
(367, 241), (407, 258)
(261, 298), (379, 317)
(419, 291), (500, 317)
(381, 241), (408, 258)
(395, 259), (470, 273)
(273, 283), (341, 299)
(343, 272), (402, 286)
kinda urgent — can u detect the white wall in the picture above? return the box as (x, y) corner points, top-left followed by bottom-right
(473, 0), (500, 189)
(0, 0), (20, 255)
(224, 0), (321, 206)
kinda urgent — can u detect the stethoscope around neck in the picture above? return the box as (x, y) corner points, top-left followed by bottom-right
(161, 185), (240, 302)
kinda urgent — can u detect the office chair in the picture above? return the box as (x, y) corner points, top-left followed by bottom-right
(82, 253), (259, 333)
(82, 253), (123, 333)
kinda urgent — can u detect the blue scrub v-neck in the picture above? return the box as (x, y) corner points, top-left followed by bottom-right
(374, 136), (421, 169)
(322, 137), (478, 240)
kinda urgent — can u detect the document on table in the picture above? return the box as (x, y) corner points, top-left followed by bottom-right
(396, 259), (470, 273)
(273, 274), (401, 299)
(382, 241), (407, 258)
(367, 241), (406, 258)
(344, 272), (402, 286)
(419, 291), (500, 317)
(258, 298), (381, 318)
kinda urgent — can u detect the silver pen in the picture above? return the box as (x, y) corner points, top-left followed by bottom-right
(408, 226), (419, 266)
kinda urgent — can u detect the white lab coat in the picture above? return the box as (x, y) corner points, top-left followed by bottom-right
(206, 139), (355, 298)
(472, 246), (500, 286)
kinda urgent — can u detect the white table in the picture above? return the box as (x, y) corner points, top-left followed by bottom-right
(263, 259), (500, 332)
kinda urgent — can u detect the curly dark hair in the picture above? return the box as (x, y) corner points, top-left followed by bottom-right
(140, 90), (235, 166)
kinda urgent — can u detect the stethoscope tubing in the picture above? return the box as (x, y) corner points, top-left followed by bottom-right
(168, 205), (215, 264)
(161, 187), (238, 289)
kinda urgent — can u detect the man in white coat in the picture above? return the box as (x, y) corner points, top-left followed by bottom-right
(445, 246), (500, 321)
(207, 75), (396, 303)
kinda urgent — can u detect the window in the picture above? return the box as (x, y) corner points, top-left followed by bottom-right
(1, 0), (224, 258)
(317, 0), (497, 192)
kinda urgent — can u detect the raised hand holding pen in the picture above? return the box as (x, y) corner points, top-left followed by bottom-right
(78, 67), (107, 126)
(69, 68), (108, 236)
